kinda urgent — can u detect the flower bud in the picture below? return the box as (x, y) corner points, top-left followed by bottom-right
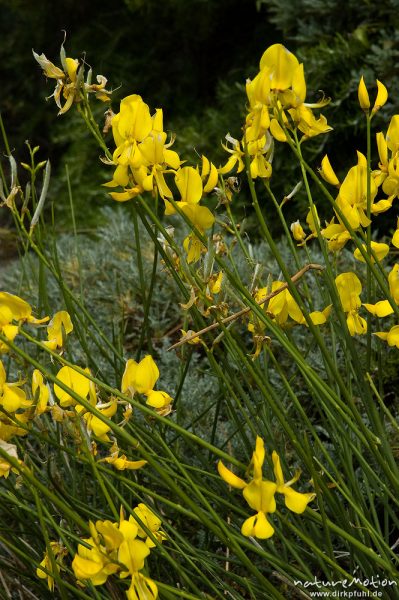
(358, 76), (370, 110)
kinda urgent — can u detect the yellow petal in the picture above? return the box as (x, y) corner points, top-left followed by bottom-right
(179, 203), (215, 231)
(292, 63), (306, 105)
(259, 44), (299, 90)
(241, 511), (274, 539)
(335, 272), (362, 312)
(347, 311), (367, 336)
(363, 300), (394, 317)
(217, 461), (247, 489)
(353, 241), (389, 263)
(319, 155), (340, 186)
(175, 167), (203, 204)
(373, 80), (388, 113)
(290, 220), (306, 242)
(134, 355), (159, 394)
(358, 76), (370, 110)
(243, 480), (277, 513)
(53, 366), (90, 407)
(270, 118), (287, 142)
(283, 487), (316, 514)
(146, 390), (173, 409)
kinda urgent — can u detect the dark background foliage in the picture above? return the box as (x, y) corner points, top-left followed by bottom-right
(1, 0), (399, 236)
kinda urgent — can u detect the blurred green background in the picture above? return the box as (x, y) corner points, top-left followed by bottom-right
(1, 0), (399, 240)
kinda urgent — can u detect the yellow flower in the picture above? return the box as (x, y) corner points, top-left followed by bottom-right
(122, 355), (173, 415)
(182, 233), (207, 264)
(0, 360), (30, 412)
(122, 356), (159, 396)
(358, 76), (388, 114)
(353, 241), (389, 263)
(290, 220), (306, 242)
(200, 155), (219, 193)
(32, 370), (50, 415)
(126, 573), (158, 600)
(358, 76), (370, 110)
(133, 504), (166, 548)
(272, 452), (316, 514)
(267, 281), (304, 325)
(375, 325), (399, 348)
(247, 135), (273, 179)
(118, 516), (150, 579)
(336, 152), (376, 230)
(83, 398), (117, 441)
(44, 311), (73, 350)
(72, 536), (119, 585)
(290, 104), (332, 139)
(103, 442), (147, 471)
(218, 135), (245, 175)
(145, 390), (173, 416)
(259, 44), (299, 92)
(319, 155), (340, 187)
(363, 300), (394, 318)
(36, 541), (66, 592)
(335, 272), (367, 335)
(53, 365), (91, 407)
(321, 219), (351, 252)
(218, 437), (277, 539)
(170, 166), (215, 230)
(0, 292), (49, 349)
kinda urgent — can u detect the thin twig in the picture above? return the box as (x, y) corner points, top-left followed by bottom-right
(168, 263), (324, 351)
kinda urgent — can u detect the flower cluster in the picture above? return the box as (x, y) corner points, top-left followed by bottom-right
(248, 282), (331, 335)
(219, 43), (331, 180)
(0, 290), (149, 475)
(218, 436), (315, 539)
(104, 94), (217, 262)
(33, 46), (111, 115)
(71, 505), (165, 599)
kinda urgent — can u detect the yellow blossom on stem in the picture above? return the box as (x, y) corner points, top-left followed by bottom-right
(319, 155), (340, 187)
(272, 452), (316, 513)
(32, 370), (50, 415)
(375, 325), (399, 348)
(36, 541), (66, 592)
(321, 219), (351, 252)
(336, 152), (377, 229)
(83, 397), (117, 441)
(218, 436), (314, 539)
(363, 300), (394, 318)
(0, 360), (30, 413)
(72, 536), (119, 585)
(335, 272), (367, 335)
(103, 442), (147, 471)
(126, 573), (158, 600)
(44, 310), (73, 350)
(122, 355), (173, 415)
(53, 365), (91, 407)
(122, 356), (159, 396)
(267, 281), (304, 325)
(353, 241), (389, 263)
(218, 135), (245, 175)
(290, 220), (306, 243)
(0, 291), (49, 326)
(358, 77), (388, 115)
(133, 504), (166, 548)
